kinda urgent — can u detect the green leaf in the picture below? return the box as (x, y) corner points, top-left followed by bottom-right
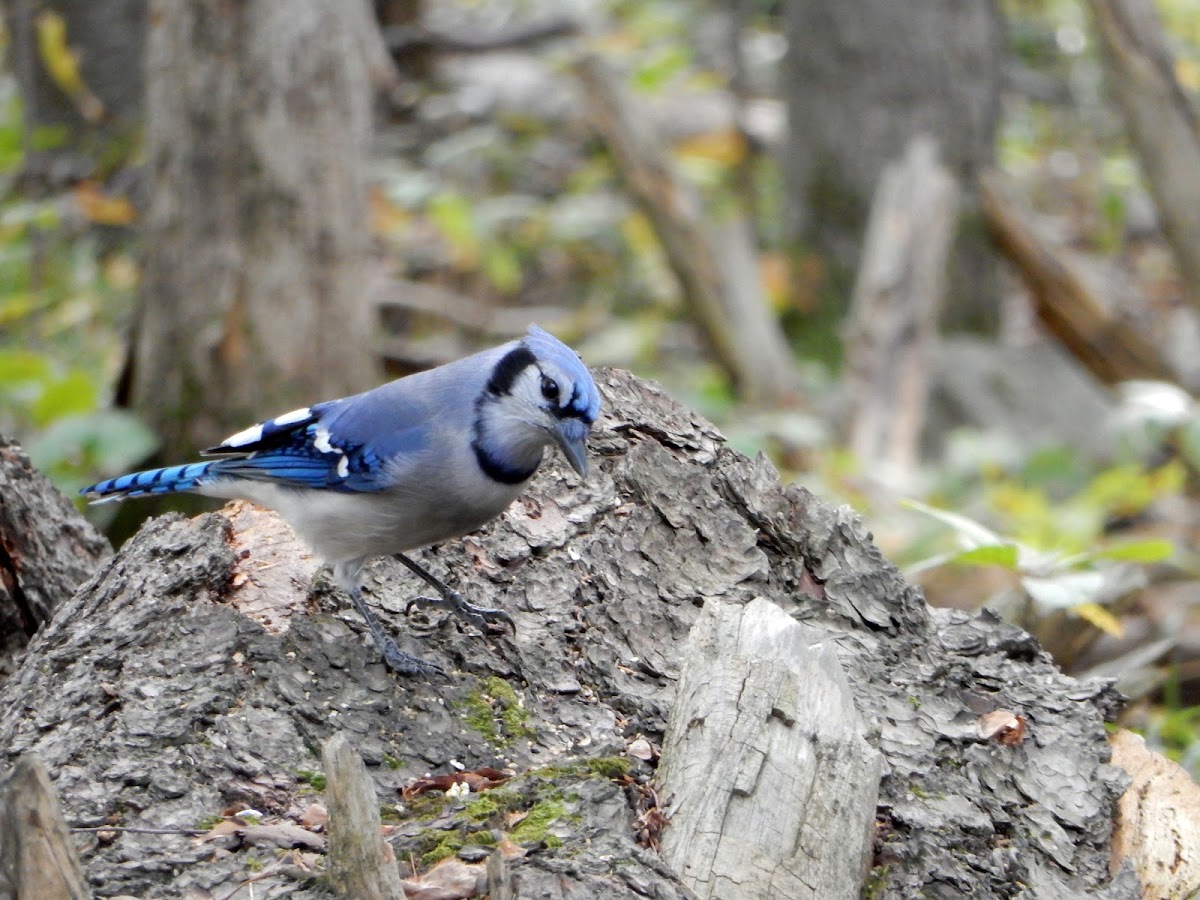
(949, 544), (1020, 569)
(427, 191), (478, 268)
(1092, 540), (1175, 564)
(482, 244), (522, 295)
(31, 368), (97, 426)
(0, 349), (50, 384)
(26, 410), (158, 490)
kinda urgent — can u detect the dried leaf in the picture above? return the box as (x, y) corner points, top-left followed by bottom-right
(627, 737), (656, 761)
(74, 182), (137, 226)
(977, 710), (1027, 746)
(400, 858), (484, 900)
(402, 768), (509, 800)
(299, 802), (328, 830)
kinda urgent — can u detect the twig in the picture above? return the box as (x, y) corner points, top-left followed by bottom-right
(69, 825), (205, 836)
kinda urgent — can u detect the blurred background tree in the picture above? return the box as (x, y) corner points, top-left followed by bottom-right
(3, 0), (1200, 775)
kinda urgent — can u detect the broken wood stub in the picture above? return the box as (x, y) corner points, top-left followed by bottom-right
(0, 753), (90, 900)
(321, 733), (406, 900)
(658, 597), (881, 899)
(844, 135), (960, 487)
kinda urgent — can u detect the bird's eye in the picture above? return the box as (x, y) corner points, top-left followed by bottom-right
(540, 375), (560, 402)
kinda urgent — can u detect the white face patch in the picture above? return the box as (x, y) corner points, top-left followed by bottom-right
(272, 407), (312, 427)
(223, 424), (264, 448)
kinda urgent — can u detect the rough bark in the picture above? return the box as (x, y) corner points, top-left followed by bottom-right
(0, 369), (1139, 897)
(782, 0), (1004, 334)
(0, 436), (110, 682)
(130, 0), (382, 462)
(1087, 0), (1200, 312)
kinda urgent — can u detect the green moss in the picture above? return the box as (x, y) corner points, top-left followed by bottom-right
(510, 799), (565, 846)
(414, 828), (464, 867)
(294, 769), (326, 792)
(465, 830), (497, 847)
(457, 676), (534, 748)
(465, 788), (523, 823)
(585, 756), (632, 779)
(195, 814), (224, 832)
(380, 804), (405, 824)
(383, 753), (403, 770)
(405, 791), (452, 820)
(543, 834), (564, 849)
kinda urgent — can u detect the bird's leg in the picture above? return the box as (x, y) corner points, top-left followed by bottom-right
(395, 552), (516, 633)
(333, 562), (444, 677)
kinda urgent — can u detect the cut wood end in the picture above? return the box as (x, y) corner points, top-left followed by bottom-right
(1109, 728), (1200, 897)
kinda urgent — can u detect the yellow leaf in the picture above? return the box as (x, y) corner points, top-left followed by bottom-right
(74, 181), (136, 225)
(36, 12), (104, 121)
(1073, 602), (1124, 638)
(758, 252), (791, 312)
(1177, 58), (1200, 93)
(674, 128), (747, 166)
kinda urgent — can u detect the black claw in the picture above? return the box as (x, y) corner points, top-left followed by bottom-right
(394, 553), (516, 634)
(382, 640), (445, 677)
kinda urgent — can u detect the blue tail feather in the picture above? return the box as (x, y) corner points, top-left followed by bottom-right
(82, 462), (215, 503)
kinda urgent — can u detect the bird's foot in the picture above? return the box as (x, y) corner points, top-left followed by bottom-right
(380, 637), (446, 678)
(406, 591), (516, 634)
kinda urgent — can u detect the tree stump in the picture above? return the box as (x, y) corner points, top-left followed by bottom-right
(0, 369), (1140, 897)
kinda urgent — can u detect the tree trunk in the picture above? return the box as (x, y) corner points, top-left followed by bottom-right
(782, 0), (1004, 335)
(0, 370), (1141, 897)
(130, 0), (383, 463)
(1087, 0), (1200, 314)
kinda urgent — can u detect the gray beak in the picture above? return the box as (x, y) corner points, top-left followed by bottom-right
(554, 420), (590, 478)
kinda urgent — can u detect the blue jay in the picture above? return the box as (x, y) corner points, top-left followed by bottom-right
(81, 325), (601, 676)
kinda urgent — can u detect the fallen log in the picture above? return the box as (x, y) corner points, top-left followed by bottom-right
(0, 369), (1145, 897)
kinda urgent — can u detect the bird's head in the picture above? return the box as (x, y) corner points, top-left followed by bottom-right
(479, 326), (601, 479)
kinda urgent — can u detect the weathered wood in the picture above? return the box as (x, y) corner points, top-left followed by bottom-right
(844, 136), (959, 487)
(0, 436), (110, 680)
(980, 171), (1179, 385)
(0, 370), (1140, 897)
(1109, 729), (1200, 898)
(574, 54), (801, 406)
(659, 597), (880, 899)
(322, 733), (406, 900)
(0, 754), (90, 900)
(1087, 0), (1200, 311)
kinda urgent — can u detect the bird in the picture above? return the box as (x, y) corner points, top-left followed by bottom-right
(81, 325), (601, 677)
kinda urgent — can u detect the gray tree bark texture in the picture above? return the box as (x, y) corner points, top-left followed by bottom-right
(0, 370), (1140, 897)
(0, 436), (110, 683)
(782, 0), (1004, 335)
(131, 0), (383, 462)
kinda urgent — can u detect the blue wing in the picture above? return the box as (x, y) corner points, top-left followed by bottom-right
(200, 394), (432, 493)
